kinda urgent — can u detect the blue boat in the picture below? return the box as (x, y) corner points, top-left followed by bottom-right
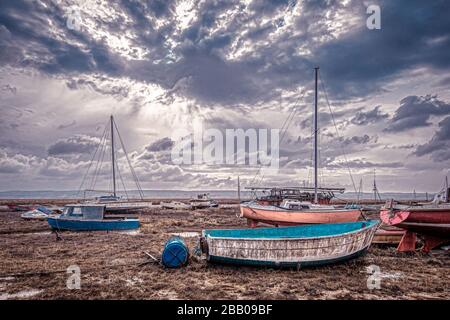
(200, 220), (380, 268)
(47, 204), (140, 231)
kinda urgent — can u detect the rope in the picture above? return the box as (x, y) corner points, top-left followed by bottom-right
(113, 119), (145, 200)
(249, 89), (306, 186)
(319, 74), (358, 195)
(76, 120), (109, 197)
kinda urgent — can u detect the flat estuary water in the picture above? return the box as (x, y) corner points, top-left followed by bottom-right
(0, 205), (449, 299)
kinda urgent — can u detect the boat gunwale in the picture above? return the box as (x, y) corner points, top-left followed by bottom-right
(203, 220), (380, 242)
(240, 202), (360, 214)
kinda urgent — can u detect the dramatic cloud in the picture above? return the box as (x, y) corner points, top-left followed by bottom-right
(47, 135), (100, 155)
(414, 116), (450, 161)
(145, 137), (174, 152)
(1, 0), (450, 192)
(385, 95), (450, 132)
(351, 106), (389, 126)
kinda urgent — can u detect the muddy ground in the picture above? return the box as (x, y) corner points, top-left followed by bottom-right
(0, 204), (449, 300)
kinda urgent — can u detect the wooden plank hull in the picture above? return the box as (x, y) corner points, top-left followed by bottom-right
(240, 204), (361, 227)
(201, 220), (379, 268)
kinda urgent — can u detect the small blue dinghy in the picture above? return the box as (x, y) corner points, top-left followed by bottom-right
(47, 204), (140, 231)
(200, 220), (380, 268)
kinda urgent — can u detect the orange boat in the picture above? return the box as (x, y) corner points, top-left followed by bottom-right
(239, 68), (362, 228)
(240, 200), (360, 227)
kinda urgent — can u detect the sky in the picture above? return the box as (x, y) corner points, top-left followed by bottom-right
(0, 0), (450, 193)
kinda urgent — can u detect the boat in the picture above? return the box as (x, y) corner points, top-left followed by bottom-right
(240, 199), (361, 227)
(20, 205), (60, 220)
(47, 204), (140, 231)
(373, 226), (405, 245)
(190, 193), (219, 209)
(78, 115), (151, 214)
(380, 178), (450, 252)
(199, 220), (380, 268)
(239, 68), (361, 227)
(160, 201), (191, 210)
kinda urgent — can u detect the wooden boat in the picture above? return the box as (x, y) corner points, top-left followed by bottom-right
(239, 68), (361, 227)
(190, 193), (219, 209)
(160, 201), (191, 210)
(240, 200), (361, 227)
(373, 227), (405, 245)
(380, 182), (450, 252)
(47, 204), (139, 231)
(200, 220), (380, 268)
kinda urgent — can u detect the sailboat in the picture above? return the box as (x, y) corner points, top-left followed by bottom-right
(240, 67), (361, 227)
(78, 115), (152, 214)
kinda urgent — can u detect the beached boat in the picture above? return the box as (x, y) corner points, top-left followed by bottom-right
(78, 116), (150, 214)
(190, 193), (219, 209)
(47, 204), (139, 231)
(240, 68), (361, 227)
(380, 180), (450, 252)
(240, 199), (361, 227)
(200, 220), (379, 268)
(21, 209), (50, 220)
(160, 201), (191, 210)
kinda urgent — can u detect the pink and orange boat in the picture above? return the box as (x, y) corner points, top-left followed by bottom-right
(240, 199), (361, 227)
(380, 183), (450, 252)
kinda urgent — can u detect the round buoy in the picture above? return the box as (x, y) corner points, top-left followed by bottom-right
(161, 236), (189, 268)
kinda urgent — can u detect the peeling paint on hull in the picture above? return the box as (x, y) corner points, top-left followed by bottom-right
(202, 220), (379, 268)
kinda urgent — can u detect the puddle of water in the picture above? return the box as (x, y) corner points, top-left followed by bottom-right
(0, 289), (43, 300)
(171, 231), (200, 238)
(29, 231), (52, 236)
(117, 230), (141, 236)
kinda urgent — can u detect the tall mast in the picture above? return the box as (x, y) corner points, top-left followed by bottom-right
(110, 115), (117, 197)
(314, 67), (319, 204)
(373, 169), (377, 202)
(237, 176), (241, 203)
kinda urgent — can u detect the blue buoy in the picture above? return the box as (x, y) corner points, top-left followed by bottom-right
(161, 236), (189, 268)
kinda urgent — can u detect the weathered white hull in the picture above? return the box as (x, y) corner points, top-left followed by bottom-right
(202, 220), (379, 267)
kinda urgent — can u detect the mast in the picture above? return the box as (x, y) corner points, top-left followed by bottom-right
(314, 67), (319, 204)
(110, 115), (117, 197)
(237, 176), (241, 203)
(445, 176), (449, 203)
(373, 169), (377, 202)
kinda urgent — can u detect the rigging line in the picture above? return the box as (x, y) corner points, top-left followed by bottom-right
(90, 123), (109, 192)
(115, 154), (129, 200)
(87, 121), (109, 192)
(76, 120), (109, 197)
(319, 74), (358, 195)
(113, 119), (144, 200)
(250, 90), (307, 186)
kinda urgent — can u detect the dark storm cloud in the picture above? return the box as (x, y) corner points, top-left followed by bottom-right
(2, 0), (449, 106)
(145, 137), (174, 152)
(316, 0), (450, 98)
(350, 106), (389, 126)
(385, 95), (450, 132)
(47, 135), (99, 155)
(414, 116), (450, 161)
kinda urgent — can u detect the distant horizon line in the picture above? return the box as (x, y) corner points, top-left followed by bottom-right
(0, 189), (436, 194)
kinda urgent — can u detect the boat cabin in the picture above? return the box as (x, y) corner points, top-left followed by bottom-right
(61, 204), (106, 220)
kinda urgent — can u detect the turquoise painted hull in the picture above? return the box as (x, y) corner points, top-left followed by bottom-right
(47, 217), (140, 231)
(201, 220), (380, 268)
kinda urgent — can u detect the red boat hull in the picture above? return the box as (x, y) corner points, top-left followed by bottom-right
(380, 208), (450, 252)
